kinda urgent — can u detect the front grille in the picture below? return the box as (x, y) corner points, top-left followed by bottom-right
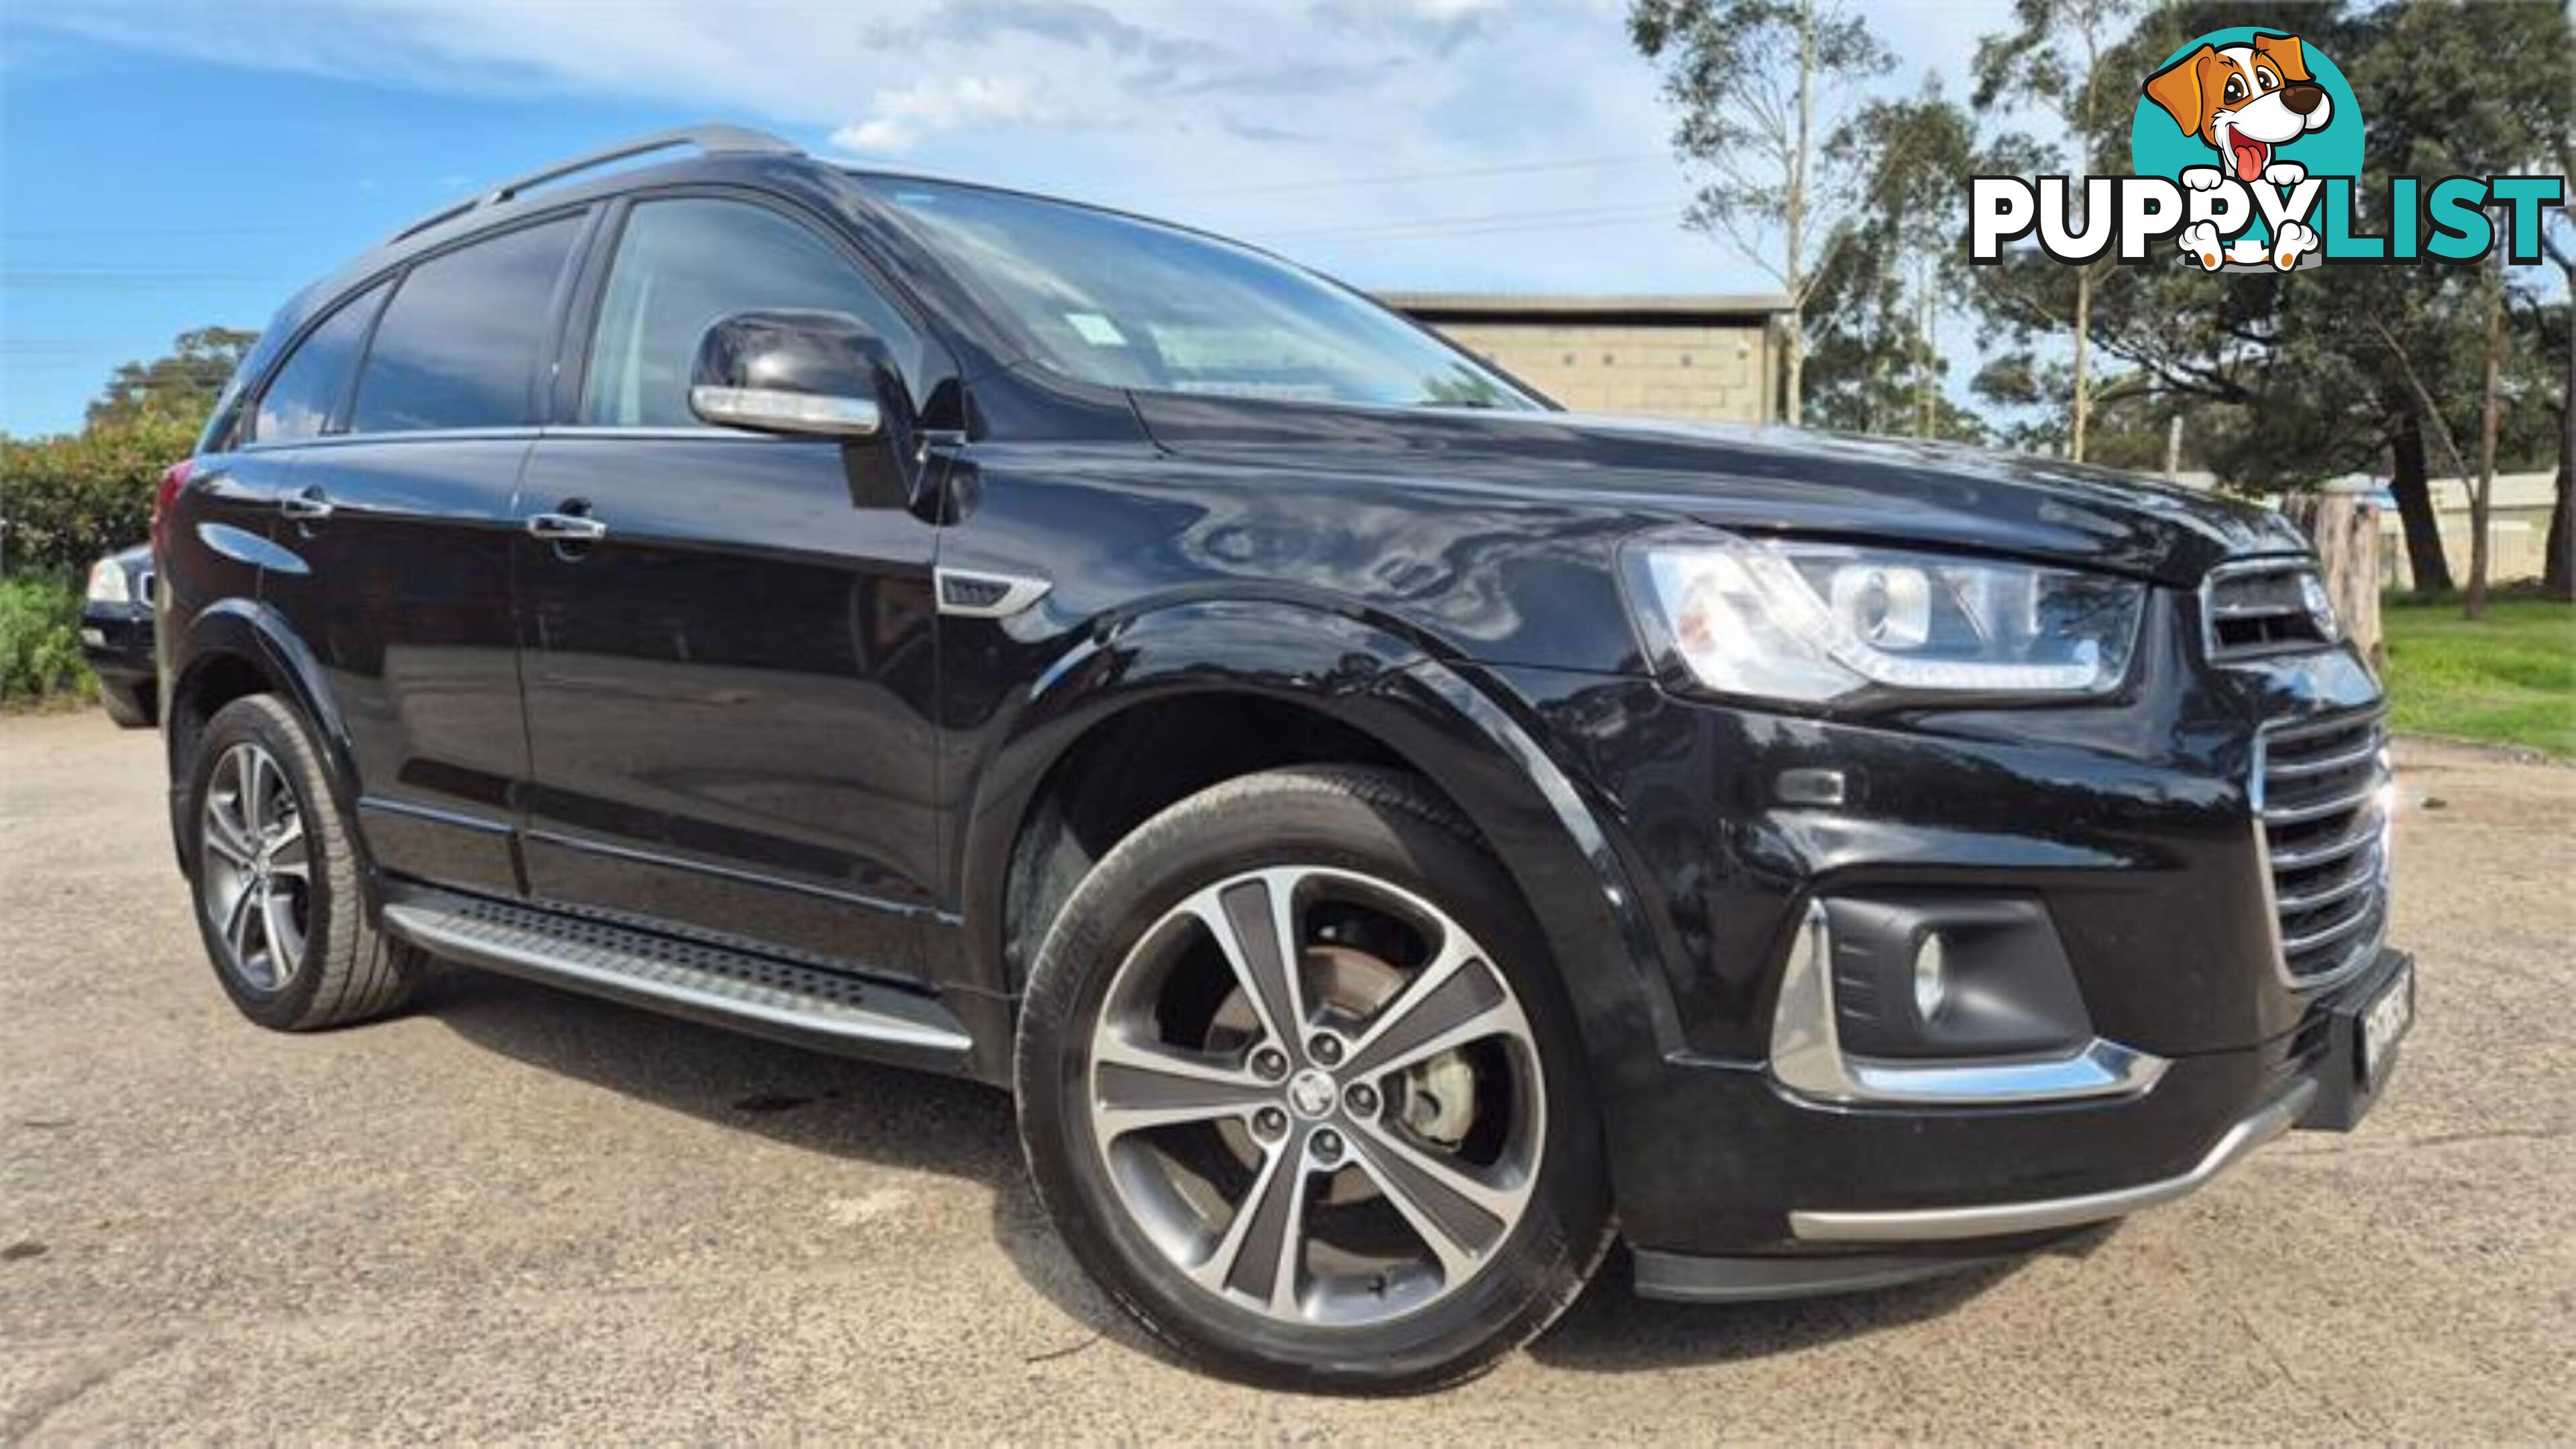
(2205, 560), (2336, 660)
(2255, 708), (2390, 988)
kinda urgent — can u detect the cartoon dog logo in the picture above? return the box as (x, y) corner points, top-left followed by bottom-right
(2142, 33), (2332, 270)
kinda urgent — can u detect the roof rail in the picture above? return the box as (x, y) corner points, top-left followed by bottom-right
(387, 124), (802, 244)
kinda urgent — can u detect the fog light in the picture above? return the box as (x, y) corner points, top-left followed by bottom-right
(1913, 932), (1948, 1022)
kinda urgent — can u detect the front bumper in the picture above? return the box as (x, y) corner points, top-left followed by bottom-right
(1790, 1071), (2314, 1244)
(79, 601), (155, 684)
(1481, 623), (2396, 1272)
(1625, 945), (2410, 1297)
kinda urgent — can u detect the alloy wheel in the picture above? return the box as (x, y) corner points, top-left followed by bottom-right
(199, 741), (312, 992)
(1085, 865), (1544, 1328)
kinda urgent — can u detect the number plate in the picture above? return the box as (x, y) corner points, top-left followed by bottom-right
(2359, 960), (2414, 1091)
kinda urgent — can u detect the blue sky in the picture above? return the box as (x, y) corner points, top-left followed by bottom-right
(2, 0), (1999, 437)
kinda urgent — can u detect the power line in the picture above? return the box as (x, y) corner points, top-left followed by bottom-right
(1265, 201), (1680, 241)
(1291, 213), (1695, 246)
(1159, 152), (1667, 199)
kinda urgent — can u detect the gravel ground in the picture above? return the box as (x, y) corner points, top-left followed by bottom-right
(3, 710), (2570, 1444)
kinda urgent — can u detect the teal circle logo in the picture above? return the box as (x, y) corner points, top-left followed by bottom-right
(2131, 29), (2361, 186)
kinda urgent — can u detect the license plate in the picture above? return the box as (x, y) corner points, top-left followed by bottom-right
(2359, 961), (2414, 1091)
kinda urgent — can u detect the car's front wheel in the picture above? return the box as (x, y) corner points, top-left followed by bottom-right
(99, 681), (154, 729)
(184, 694), (421, 1030)
(1016, 766), (1610, 1393)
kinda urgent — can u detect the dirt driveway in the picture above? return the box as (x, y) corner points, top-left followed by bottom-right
(3, 710), (2570, 1442)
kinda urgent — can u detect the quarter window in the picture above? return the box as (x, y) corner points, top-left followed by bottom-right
(250, 282), (386, 443)
(580, 198), (923, 428)
(350, 216), (581, 434)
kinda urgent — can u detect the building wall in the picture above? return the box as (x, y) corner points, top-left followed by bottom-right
(1424, 319), (1774, 424)
(2377, 471), (2561, 588)
(2382, 507), (2559, 588)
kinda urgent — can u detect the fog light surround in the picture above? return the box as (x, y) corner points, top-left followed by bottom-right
(1769, 895), (2167, 1107)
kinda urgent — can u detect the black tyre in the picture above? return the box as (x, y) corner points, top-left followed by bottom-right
(184, 694), (420, 1030)
(99, 683), (154, 729)
(1016, 766), (1611, 1393)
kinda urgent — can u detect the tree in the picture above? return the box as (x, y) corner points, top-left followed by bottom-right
(1962, 0), (2568, 612)
(86, 327), (257, 430)
(1805, 87), (1988, 439)
(1972, 0), (2136, 463)
(2528, 85), (2574, 599)
(2354, 0), (2569, 616)
(0, 413), (200, 572)
(1629, 0), (1892, 426)
(2, 327), (252, 573)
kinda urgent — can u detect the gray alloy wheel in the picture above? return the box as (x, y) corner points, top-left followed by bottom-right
(1084, 864), (1546, 1328)
(185, 693), (421, 1030)
(199, 741), (312, 994)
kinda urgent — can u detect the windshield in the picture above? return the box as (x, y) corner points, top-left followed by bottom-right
(873, 178), (1542, 412)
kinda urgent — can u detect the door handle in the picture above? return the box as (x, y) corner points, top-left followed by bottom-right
(279, 486), (334, 522)
(526, 511), (607, 542)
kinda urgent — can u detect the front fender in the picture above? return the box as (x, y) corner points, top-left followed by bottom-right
(954, 598), (1686, 1125)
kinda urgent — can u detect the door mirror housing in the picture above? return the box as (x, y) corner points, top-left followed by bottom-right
(689, 310), (898, 439)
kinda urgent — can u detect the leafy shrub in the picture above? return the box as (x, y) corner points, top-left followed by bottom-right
(0, 570), (96, 706)
(0, 413), (197, 574)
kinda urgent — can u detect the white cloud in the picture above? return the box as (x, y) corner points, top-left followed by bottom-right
(831, 74), (1049, 155)
(11, 0), (2005, 296)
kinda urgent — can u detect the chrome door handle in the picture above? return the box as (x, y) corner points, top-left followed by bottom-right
(526, 512), (607, 542)
(279, 487), (334, 522)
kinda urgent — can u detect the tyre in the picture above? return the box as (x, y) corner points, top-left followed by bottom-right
(99, 683), (154, 729)
(1016, 765), (1610, 1393)
(184, 694), (421, 1030)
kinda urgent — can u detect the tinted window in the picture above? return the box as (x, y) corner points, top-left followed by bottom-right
(581, 198), (924, 427)
(351, 216), (580, 433)
(879, 179), (1538, 411)
(252, 283), (386, 443)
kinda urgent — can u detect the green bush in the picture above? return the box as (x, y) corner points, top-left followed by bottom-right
(0, 570), (97, 708)
(1, 412), (198, 573)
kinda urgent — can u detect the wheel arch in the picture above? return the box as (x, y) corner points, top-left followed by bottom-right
(165, 600), (361, 859)
(960, 598), (1685, 1094)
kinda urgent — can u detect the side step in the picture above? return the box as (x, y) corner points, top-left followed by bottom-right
(380, 889), (975, 1068)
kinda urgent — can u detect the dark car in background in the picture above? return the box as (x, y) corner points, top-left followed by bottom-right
(150, 126), (2412, 1391)
(81, 542), (156, 727)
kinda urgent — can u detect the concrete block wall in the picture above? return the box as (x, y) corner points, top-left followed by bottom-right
(1428, 321), (1772, 424)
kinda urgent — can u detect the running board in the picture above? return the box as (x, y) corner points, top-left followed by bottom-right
(380, 890), (975, 1067)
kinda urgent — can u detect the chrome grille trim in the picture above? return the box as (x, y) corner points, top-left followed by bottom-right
(2273, 868), (2377, 916)
(2251, 705), (2391, 992)
(2202, 558), (2338, 662)
(2267, 823), (2379, 872)
(2264, 739), (2379, 779)
(2261, 782), (2380, 826)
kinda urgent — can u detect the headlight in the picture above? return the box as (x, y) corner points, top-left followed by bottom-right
(1625, 531), (2146, 704)
(85, 557), (131, 606)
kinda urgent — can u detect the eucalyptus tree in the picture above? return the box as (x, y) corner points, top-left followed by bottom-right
(1629, 0), (1892, 425)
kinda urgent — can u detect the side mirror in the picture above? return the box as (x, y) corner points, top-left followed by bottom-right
(689, 310), (896, 439)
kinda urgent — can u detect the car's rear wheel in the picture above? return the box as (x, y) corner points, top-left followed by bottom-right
(1016, 766), (1609, 1393)
(185, 694), (420, 1030)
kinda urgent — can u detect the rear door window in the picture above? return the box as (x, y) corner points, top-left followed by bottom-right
(350, 216), (582, 434)
(250, 282), (387, 443)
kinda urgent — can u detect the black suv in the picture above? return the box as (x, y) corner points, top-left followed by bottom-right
(156, 126), (2413, 1391)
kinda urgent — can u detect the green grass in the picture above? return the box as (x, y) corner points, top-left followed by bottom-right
(0, 570), (98, 710)
(2381, 594), (2576, 759)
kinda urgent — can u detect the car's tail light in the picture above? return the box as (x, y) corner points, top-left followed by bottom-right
(151, 458), (193, 563)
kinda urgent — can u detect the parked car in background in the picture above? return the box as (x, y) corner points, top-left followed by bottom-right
(151, 126), (2412, 1392)
(81, 542), (156, 727)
